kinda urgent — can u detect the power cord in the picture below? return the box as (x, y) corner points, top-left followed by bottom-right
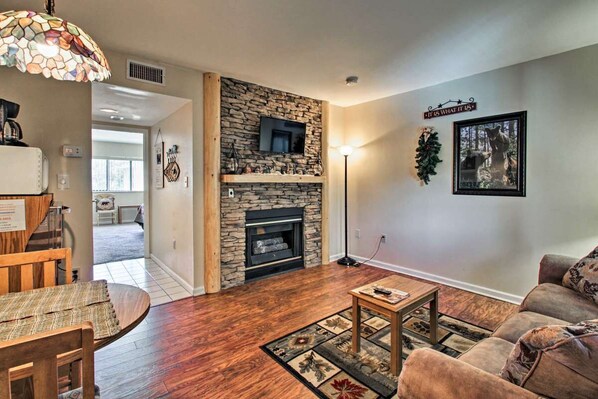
(356, 235), (384, 266)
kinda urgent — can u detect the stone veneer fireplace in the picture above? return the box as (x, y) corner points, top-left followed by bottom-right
(219, 78), (323, 289)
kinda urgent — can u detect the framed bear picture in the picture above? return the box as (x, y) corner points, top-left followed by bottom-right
(453, 111), (526, 196)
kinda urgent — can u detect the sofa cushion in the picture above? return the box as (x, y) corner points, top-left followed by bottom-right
(563, 247), (598, 304)
(458, 337), (514, 375)
(493, 311), (568, 344)
(499, 320), (598, 399)
(520, 283), (598, 323)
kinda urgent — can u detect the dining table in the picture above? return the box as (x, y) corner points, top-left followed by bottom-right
(7, 283), (151, 382)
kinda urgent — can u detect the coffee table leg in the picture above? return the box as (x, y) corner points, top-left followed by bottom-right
(390, 311), (403, 375)
(352, 296), (361, 353)
(430, 291), (438, 344)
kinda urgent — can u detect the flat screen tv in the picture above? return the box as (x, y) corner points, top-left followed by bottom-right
(259, 116), (306, 154)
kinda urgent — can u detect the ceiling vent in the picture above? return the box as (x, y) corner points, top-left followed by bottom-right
(127, 60), (165, 86)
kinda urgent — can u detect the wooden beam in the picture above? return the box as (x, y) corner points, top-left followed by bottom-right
(220, 174), (325, 184)
(203, 72), (222, 293)
(321, 101), (330, 265)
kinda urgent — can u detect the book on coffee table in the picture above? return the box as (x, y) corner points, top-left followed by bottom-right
(358, 285), (410, 304)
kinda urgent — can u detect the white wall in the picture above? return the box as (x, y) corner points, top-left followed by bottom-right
(0, 68), (93, 280)
(342, 44), (598, 300)
(150, 103), (194, 288)
(91, 140), (144, 222)
(328, 105), (346, 257)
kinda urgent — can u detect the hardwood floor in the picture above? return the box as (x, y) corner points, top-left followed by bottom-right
(95, 263), (517, 398)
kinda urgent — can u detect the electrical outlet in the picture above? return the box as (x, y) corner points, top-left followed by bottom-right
(381, 234), (387, 243)
(172, 239), (176, 249)
(72, 269), (79, 282)
(228, 188), (235, 198)
(355, 229), (361, 239)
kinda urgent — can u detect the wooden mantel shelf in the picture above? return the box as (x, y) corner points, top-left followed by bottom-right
(220, 174), (325, 184)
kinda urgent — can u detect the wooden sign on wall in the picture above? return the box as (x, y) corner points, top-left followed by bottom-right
(424, 98), (477, 119)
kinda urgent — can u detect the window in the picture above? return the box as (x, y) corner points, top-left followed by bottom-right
(92, 158), (144, 192)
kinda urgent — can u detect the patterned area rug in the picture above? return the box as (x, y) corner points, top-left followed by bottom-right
(261, 307), (492, 399)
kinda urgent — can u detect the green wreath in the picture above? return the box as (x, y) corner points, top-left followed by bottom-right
(415, 128), (442, 185)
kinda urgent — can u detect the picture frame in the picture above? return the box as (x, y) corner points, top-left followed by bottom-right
(153, 141), (164, 189)
(453, 111), (526, 196)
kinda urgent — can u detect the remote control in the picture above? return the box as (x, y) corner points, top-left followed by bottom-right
(373, 287), (392, 295)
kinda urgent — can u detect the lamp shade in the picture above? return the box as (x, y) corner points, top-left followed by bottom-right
(0, 10), (110, 82)
(339, 145), (354, 156)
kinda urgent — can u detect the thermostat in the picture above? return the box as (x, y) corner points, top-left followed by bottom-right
(62, 145), (82, 158)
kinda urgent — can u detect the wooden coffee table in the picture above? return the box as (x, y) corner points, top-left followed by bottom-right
(349, 275), (439, 375)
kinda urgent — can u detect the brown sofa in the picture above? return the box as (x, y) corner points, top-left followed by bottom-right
(397, 254), (598, 399)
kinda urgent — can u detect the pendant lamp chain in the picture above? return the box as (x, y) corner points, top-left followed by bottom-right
(45, 0), (55, 16)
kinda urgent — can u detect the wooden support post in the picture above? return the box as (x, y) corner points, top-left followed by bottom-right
(321, 101), (330, 265)
(203, 72), (222, 293)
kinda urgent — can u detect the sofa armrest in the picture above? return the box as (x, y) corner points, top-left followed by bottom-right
(538, 254), (577, 285)
(397, 349), (540, 399)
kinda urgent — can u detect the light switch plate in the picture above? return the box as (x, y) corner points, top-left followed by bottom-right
(62, 145), (82, 158)
(57, 174), (70, 190)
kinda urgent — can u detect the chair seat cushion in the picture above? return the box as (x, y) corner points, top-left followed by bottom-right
(58, 385), (100, 399)
(500, 320), (598, 399)
(458, 337), (514, 375)
(520, 283), (598, 323)
(493, 311), (568, 343)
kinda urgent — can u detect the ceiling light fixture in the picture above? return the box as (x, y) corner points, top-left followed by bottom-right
(0, 0), (110, 82)
(109, 115), (124, 121)
(99, 108), (118, 114)
(345, 76), (359, 86)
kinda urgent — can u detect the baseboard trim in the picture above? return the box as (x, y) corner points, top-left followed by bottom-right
(349, 254), (524, 305)
(329, 253), (343, 262)
(150, 254), (195, 296)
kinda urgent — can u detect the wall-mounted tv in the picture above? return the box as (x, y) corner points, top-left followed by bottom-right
(259, 116), (306, 154)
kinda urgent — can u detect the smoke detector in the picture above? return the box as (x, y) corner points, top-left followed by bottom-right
(345, 76), (359, 86)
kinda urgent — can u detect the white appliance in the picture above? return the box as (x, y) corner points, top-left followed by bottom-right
(0, 146), (49, 194)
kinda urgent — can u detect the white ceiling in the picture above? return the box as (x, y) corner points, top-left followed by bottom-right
(91, 83), (191, 126)
(4, 0), (598, 106)
(92, 129), (143, 145)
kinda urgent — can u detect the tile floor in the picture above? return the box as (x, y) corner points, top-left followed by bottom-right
(93, 258), (192, 306)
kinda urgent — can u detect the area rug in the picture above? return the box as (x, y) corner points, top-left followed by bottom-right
(93, 223), (144, 264)
(261, 306), (492, 399)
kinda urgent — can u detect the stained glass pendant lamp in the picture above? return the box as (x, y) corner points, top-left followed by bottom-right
(0, 0), (110, 82)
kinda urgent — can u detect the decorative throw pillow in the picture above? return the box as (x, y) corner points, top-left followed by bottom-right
(562, 246), (598, 304)
(500, 320), (598, 399)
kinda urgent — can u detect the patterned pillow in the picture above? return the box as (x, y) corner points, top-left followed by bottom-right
(96, 197), (114, 211)
(563, 246), (598, 303)
(500, 320), (598, 398)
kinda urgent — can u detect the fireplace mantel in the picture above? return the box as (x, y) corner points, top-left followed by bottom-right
(220, 174), (325, 184)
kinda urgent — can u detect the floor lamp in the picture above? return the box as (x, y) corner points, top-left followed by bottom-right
(337, 145), (358, 267)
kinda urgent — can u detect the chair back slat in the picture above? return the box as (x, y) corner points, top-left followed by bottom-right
(0, 322), (94, 399)
(0, 269), (8, 295)
(0, 248), (72, 294)
(20, 263), (33, 292)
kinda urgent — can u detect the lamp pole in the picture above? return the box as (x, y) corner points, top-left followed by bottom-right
(338, 146), (358, 266)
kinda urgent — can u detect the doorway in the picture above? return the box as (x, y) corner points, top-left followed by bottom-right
(92, 128), (146, 264)
(90, 82), (193, 306)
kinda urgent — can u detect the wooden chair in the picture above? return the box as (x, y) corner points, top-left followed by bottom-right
(93, 194), (116, 225)
(0, 322), (97, 399)
(0, 248), (72, 295)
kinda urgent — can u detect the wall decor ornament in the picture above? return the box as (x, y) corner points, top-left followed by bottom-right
(415, 127), (442, 185)
(424, 98), (477, 119)
(226, 140), (240, 174)
(153, 129), (164, 189)
(164, 145), (181, 182)
(314, 153), (324, 176)
(453, 111), (527, 196)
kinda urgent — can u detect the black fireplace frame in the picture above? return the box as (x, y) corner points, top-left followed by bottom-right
(245, 207), (305, 281)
